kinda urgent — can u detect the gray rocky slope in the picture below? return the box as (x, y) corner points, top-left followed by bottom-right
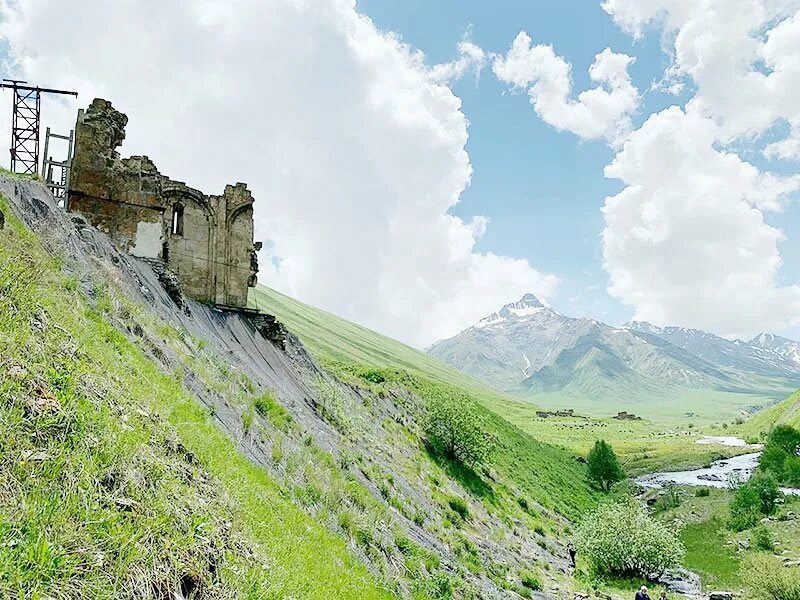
(428, 294), (800, 410)
(1, 176), (581, 598)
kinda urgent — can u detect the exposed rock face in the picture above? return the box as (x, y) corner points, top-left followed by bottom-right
(67, 98), (260, 308)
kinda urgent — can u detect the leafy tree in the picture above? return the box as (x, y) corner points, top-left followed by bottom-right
(750, 472), (780, 515)
(760, 425), (800, 486)
(587, 440), (625, 491)
(424, 393), (497, 468)
(729, 484), (762, 531)
(575, 499), (684, 578)
(729, 472), (781, 531)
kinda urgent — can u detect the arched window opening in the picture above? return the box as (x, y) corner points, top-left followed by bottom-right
(172, 205), (184, 236)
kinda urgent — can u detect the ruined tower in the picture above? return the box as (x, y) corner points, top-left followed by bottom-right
(67, 99), (259, 308)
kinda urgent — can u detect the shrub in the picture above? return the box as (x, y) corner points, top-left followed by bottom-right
(695, 487), (711, 497)
(359, 368), (387, 385)
(742, 554), (800, 600)
(575, 499), (684, 578)
(586, 440), (625, 491)
(519, 569), (542, 591)
(729, 473), (781, 531)
(424, 394), (496, 468)
(751, 526), (775, 552)
(653, 484), (682, 513)
(750, 472), (780, 515)
(447, 495), (470, 521)
(252, 390), (293, 431)
(729, 484), (764, 531)
(760, 425), (800, 486)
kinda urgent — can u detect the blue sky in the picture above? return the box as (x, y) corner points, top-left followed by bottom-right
(358, 0), (800, 337)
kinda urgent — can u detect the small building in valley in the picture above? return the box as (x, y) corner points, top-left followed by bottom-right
(67, 98), (259, 308)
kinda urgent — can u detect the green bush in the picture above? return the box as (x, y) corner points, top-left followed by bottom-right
(586, 440), (625, 491)
(575, 499), (684, 578)
(729, 473), (781, 531)
(729, 485), (762, 531)
(252, 390), (293, 431)
(359, 368), (387, 385)
(424, 394), (496, 468)
(743, 554), (800, 600)
(750, 472), (780, 514)
(695, 487), (711, 497)
(519, 569), (542, 591)
(447, 495), (470, 521)
(760, 425), (800, 486)
(751, 526), (775, 552)
(654, 484), (682, 513)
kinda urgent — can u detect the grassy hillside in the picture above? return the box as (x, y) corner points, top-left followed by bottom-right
(253, 286), (758, 475)
(0, 194), (392, 599)
(253, 286), (598, 520)
(250, 287), (525, 407)
(741, 388), (800, 438)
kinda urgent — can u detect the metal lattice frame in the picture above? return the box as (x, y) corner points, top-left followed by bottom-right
(9, 82), (40, 174)
(1, 79), (77, 175)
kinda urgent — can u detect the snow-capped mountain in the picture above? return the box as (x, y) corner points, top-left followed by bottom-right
(627, 323), (800, 377)
(750, 333), (800, 369)
(427, 294), (800, 413)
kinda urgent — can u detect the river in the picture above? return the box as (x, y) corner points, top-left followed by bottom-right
(635, 437), (800, 496)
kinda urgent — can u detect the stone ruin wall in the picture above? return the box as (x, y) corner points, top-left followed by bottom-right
(67, 99), (259, 308)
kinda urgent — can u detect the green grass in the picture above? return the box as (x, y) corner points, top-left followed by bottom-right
(0, 195), (392, 599)
(250, 286), (524, 407)
(681, 518), (741, 590)
(741, 388), (800, 439)
(526, 388), (784, 423)
(253, 286), (599, 521)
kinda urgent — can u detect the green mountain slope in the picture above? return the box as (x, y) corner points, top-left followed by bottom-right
(0, 193), (390, 599)
(253, 285), (598, 520)
(2, 175), (603, 598)
(742, 388), (800, 437)
(250, 286), (522, 405)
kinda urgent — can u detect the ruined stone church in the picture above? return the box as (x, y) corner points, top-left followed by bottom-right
(66, 99), (259, 308)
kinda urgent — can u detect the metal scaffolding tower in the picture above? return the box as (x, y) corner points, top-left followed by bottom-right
(0, 79), (77, 175)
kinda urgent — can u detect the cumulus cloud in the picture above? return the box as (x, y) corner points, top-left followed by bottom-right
(429, 40), (487, 84)
(596, 0), (800, 337)
(492, 31), (639, 144)
(602, 106), (800, 336)
(0, 0), (557, 347)
(602, 0), (800, 146)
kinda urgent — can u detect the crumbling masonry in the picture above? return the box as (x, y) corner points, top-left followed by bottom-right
(67, 99), (260, 308)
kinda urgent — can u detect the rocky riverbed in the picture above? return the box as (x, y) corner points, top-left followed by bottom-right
(636, 437), (800, 496)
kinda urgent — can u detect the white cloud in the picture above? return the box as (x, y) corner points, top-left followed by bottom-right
(429, 40), (486, 84)
(597, 0), (800, 337)
(602, 0), (800, 146)
(0, 0), (557, 347)
(492, 31), (639, 144)
(602, 105), (800, 336)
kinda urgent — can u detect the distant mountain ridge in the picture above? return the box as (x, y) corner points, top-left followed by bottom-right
(427, 294), (800, 418)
